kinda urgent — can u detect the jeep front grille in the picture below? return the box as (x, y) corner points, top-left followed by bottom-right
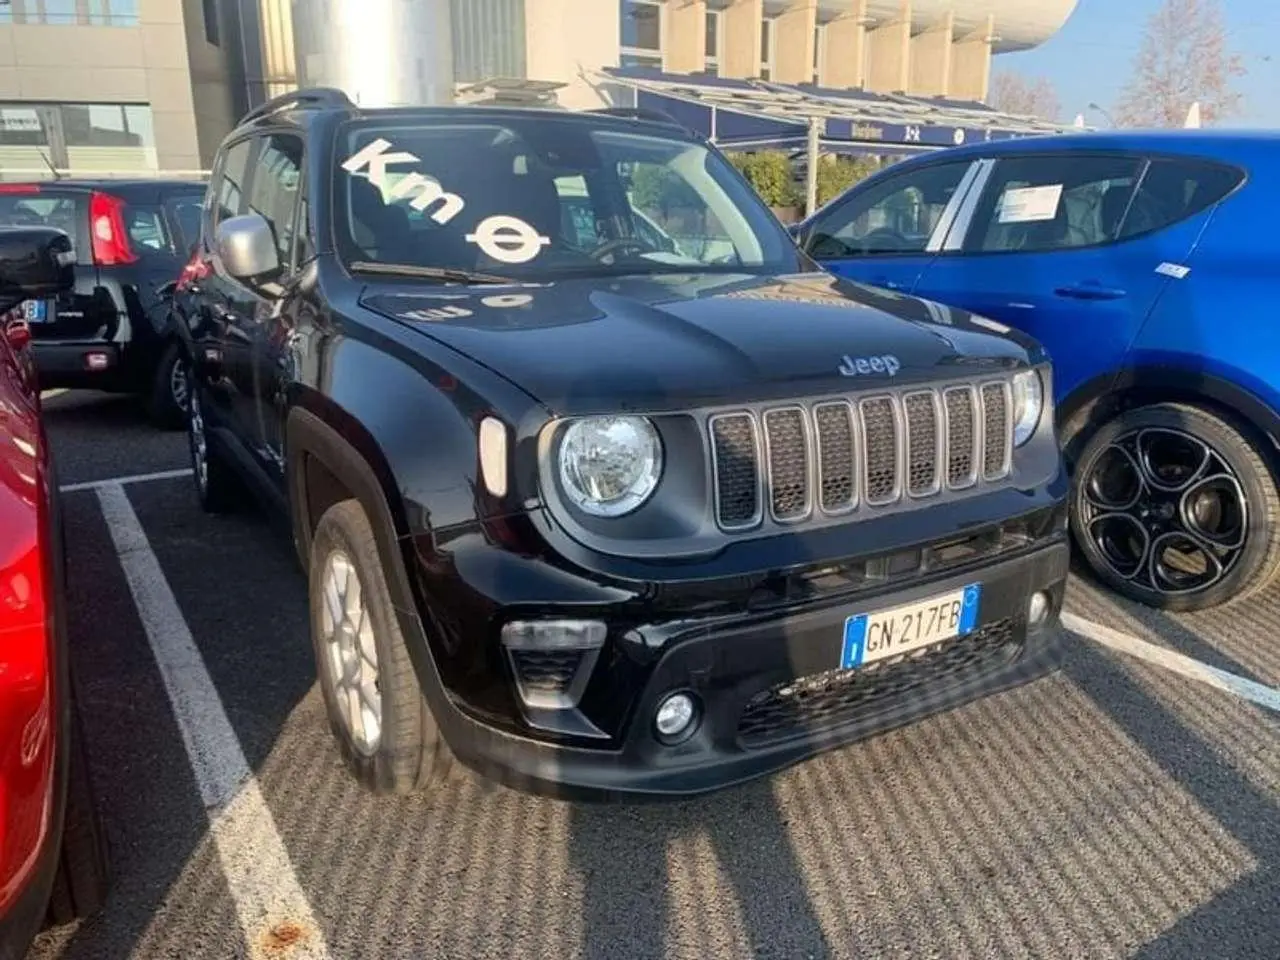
(709, 380), (1015, 532)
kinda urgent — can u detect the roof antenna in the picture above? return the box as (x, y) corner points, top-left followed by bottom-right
(40, 151), (61, 181)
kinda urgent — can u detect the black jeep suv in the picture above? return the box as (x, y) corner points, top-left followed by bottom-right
(173, 88), (1070, 800)
(0, 179), (206, 426)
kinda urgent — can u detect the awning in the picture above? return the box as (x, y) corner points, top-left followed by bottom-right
(599, 66), (1081, 155)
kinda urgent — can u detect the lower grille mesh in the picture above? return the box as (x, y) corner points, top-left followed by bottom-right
(736, 617), (1022, 747)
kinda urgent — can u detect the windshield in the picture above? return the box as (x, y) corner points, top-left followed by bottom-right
(334, 115), (802, 279)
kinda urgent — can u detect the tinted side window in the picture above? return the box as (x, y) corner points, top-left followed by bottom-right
(124, 202), (174, 255)
(969, 155), (1143, 254)
(214, 139), (253, 225)
(1118, 158), (1244, 240)
(806, 161), (970, 258)
(245, 134), (303, 268)
(169, 195), (204, 252)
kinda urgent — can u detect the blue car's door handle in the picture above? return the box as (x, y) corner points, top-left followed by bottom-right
(1055, 284), (1127, 301)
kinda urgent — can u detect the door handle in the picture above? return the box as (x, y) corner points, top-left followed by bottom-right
(1054, 284), (1126, 301)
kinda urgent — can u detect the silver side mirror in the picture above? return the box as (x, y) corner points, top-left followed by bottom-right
(216, 214), (280, 281)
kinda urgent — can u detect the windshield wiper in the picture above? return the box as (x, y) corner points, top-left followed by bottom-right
(348, 261), (515, 285)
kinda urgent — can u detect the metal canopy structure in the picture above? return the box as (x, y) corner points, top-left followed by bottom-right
(599, 66), (1081, 156)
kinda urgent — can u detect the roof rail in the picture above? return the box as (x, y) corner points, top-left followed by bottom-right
(240, 87), (355, 126)
(589, 106), (685, 128)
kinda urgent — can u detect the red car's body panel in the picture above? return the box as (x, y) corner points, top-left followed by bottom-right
(0, 321), (59, 932)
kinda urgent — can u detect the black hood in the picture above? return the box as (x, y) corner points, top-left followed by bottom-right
(361, 272), (1046, 413)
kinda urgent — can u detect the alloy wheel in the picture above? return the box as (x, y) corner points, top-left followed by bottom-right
(319, 549), (383, 756)
(170, 357), (190, 413)
(188, 377), (209, 495)
(1079, 427), (1249, 597)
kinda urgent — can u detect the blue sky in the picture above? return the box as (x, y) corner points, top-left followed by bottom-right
(998, 0), (1280, 127)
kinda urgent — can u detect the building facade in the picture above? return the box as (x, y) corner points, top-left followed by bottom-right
(0, 0), (237, 175)
(0, 0), (1077, 177)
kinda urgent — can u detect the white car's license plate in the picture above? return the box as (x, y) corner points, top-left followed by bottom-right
(841, 584), (981, 669)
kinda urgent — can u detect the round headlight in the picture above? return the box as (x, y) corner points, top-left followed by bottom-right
(1011, 370), (1044, 446)
(558, 416), (663, 517)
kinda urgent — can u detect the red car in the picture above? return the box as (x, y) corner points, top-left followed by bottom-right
(0, 227), (106, 959)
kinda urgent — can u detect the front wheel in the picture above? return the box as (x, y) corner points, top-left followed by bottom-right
(1070, 402), (1280, 611)
(309, 499), (452, 794)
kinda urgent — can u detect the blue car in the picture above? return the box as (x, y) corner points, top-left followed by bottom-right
(797, 130), (1280, 611)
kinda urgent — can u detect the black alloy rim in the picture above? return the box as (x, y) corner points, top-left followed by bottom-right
(1079, 428), (1249, 596)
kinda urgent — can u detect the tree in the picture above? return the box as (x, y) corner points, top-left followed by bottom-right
(1115, 0), (1244, 127)
(988, 72), (1062, 121)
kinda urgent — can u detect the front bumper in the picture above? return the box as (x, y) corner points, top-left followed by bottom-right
(417, 535), (1071, 800)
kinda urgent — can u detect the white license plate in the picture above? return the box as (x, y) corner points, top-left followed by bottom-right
(841, 584), (981, 669)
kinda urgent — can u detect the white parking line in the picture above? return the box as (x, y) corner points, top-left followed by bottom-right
(1064, 611), (1280, 714)
(96, 483), (330, 960)
(60, 467), (193, 493)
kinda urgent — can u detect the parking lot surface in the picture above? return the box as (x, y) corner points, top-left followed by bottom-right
(28, 391), (1280, 960)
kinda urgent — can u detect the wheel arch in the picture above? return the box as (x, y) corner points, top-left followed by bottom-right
(1059, 366), (1280, 477)
(285, 399), (416, 614)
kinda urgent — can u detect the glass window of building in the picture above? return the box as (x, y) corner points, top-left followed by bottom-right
(761, 17), (775, 79)
(2, 0), (139, 26)
(620, 0), (662, 68)
(705, 9), (722, 74)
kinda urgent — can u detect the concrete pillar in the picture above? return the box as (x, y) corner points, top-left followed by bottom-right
(721, 0), (764, 79)
(773, 0), (817, 84)
(292, 0), (454, 106)
(865, 0), (910, 94)
(908, 11), (953, 97)
(822, 0), (868, 89)
(950, 14), (994, 101)
(663, 0), (707, 74)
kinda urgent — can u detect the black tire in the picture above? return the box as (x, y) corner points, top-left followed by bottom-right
(187, 374), (241, 514)
(46, 704), (108, 926)
(1070, 402), (1280, 611)
(309, 499), (452, 794)
(145, 341), (189, 430)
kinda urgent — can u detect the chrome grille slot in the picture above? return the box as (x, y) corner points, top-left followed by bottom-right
(710, 413), (762, 529)
(859, 396), (900, 506)
(944, 387), (978, 490)
(763, 407), (811, 522)
(981, 382), (1012, 480)
(814, 401), (856, 514)
(704, 376), (1019, 533)
(903, 391), (941, 497)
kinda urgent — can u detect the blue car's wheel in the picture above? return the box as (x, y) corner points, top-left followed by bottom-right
(1070, 403), (1280, 611)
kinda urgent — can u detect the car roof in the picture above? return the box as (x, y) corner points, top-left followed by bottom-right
(0, 179), (205, 193)
(914, 128), (1279, 165)
(242, 101), (700, 142)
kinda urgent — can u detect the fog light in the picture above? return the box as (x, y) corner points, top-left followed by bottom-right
(501, 619), (605, 651)
(654, 692), (698, 742)
(1028, 591), (1051, 628)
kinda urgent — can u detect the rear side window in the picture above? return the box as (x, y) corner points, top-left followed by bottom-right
(969, 155), (1144, 254)
(168, 194), (205, 252)
(1117, 158), (1243, 240)
(124, 202), (174, 255)
(0, 189), (90, 255)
